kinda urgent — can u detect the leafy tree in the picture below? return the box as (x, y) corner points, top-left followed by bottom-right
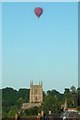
(18, 88), (30, 103)
(7, 105), (18, 118)
(77, 87), (80, 106)
(70, 86), (76, 94)
(17, 97), (23, 109)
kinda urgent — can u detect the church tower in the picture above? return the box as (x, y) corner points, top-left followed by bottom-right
(30, 81), (43, 103)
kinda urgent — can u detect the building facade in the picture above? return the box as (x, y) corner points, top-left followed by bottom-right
(30, 81), (43, 103)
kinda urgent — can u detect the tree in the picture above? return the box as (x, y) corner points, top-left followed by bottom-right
(17, 97), (23, 109)
(7, 105), (18, 118)
(77, 88), (80, 106)
(70, 86), (76, 94)
(69, 86), (77, 107)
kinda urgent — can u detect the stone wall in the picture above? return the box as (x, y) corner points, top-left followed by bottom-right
(30, 81), (43, 103)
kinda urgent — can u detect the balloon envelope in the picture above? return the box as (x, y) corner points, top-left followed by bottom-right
(34, 7), (43, 17)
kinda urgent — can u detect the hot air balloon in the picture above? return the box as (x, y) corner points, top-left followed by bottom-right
(34, 7), (43, 18)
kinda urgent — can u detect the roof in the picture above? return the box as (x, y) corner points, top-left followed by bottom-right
(67, 108), (77, 111)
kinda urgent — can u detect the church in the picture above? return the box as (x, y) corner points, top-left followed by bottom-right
(22, 81), (43, 110)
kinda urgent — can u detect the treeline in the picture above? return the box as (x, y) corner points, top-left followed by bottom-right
(2, 86), (80, 118)
(2, 88), (30, 118)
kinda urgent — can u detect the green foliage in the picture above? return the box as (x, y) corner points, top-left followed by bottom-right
(2, 88), (17, 106)
(2, 87), (30, 118)
(2, 86), (79, 118)
(18, 89), (30, 103)
(7, 105), (18, 118)
(77, 106), (80, 111)
(42, 90), (63, 114)
(70, 86), (76, 94)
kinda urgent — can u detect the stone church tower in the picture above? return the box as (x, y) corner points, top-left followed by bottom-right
(22, 81), (43, 110)
(30, 81), (43, 103)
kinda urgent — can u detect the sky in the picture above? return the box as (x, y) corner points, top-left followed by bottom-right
(78, 2), (80, 88)
(2, 2), (78, 93)
(1, 0), (79, 2)
(0, 2), (2, 89)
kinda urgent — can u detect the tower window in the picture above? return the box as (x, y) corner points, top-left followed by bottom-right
(34, 89), (37, 94)
(35, 96), (37, 102)
(36, 89), (37, 93)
